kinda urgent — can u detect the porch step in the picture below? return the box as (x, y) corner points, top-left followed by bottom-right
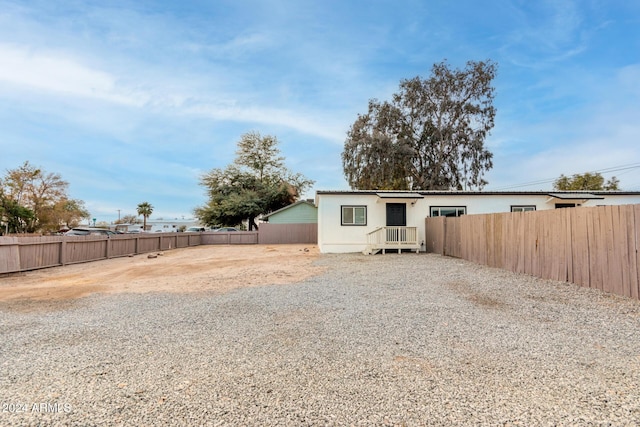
(362, 245), (381, 255)
(363, 244), (420, 255)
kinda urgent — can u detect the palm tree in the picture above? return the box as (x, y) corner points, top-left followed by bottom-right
(136, 202), (153, 231)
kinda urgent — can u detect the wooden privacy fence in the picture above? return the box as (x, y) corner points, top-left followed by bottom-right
(258, 223), (317, 244)
(0, 231), (259, 274)
(425, 204), (640, 300)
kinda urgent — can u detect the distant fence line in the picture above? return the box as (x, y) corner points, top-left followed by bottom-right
(425, 204), (640, 301)
(0, 223), (316, 274)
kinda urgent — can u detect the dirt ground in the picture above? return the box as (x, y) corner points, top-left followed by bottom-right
(0, 244), (323, 308)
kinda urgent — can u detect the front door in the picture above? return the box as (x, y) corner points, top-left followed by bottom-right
(386, 203), (406, 226)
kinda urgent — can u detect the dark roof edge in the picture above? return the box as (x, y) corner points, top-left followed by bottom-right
(316, 190), (640, 196)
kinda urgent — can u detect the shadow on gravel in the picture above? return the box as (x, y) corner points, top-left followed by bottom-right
(445, 280), (507, 309)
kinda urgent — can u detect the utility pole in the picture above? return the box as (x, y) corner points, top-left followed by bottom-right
(117, 209), (121, 222)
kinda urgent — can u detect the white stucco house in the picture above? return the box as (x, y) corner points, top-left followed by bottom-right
(315, 190), (640, 254)
(111, 218), (203, 233)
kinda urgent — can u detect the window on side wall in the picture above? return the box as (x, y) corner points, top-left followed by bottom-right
(511, 205), (536, 212)
(430, 206), (466, 217)
(341, 205), (367, 225)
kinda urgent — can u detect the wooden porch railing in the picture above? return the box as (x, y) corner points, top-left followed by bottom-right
(365, 226), (420, 254)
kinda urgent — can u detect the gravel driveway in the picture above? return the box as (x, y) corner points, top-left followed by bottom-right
(1, 252), (639, 426)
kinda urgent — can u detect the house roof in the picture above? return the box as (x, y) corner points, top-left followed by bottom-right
(547, 193), (604, 200)
(316, 190), (640, 196)
(261, 200), (316, 219)
(375, 192), (425, 199)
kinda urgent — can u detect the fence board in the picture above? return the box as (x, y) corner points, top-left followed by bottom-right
(569, 208), (590, 289)
(515, 213), (527, 274)
(611, 206), (627, 297)
(586, 208), (601, 290)
(618, 204), (638, 298)
(503, 213), (515, 273)
(623, 205), (637, 298)
(529, 212), (540, 278)
(460, 216), (471, 260)
(483, 215), (494, 267)
(444, 217), (458, 258)
(550, 209), (568, 282)
(425, 217), (444, 254)
(564, 208), (573, 282)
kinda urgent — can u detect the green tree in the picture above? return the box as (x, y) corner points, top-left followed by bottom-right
(196, 131), (313, 230)
(342, 60), (497, 190)
(0, 196), (35, 234)
(1, 161), (87, 232)
(553, 173), (620, 191)
(136, 202), (154, 231)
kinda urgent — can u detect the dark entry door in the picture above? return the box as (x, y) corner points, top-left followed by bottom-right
(386, 203), (406, 226)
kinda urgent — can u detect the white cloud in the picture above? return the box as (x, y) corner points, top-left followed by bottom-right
(0, 39), (350, 144)
(0, 43), (150, 106)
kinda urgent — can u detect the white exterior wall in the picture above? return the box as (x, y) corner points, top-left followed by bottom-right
(587, 194), (640, 206)
(318, 194), (380, 253)
(317, 192), (640, 253)
(146, 219), (202, 233)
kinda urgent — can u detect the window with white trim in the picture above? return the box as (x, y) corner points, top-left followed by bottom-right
(430, 206), (466, 217)
(511, 205), (536, 212)
(341, 205), (367, 225)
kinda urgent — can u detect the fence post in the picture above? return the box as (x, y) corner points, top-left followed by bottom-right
(442, 217), (447, 256)
(60, 240), (66, 266)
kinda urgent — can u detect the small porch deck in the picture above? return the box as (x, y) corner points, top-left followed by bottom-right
(364, 226), (420, 255)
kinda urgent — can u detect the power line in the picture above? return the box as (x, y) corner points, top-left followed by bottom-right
(488, 163), (640, 191)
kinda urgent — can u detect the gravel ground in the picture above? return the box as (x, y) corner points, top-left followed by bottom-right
(1, 252), (639, 426)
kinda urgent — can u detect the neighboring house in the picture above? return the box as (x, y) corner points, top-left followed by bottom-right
(315, 190), (640, 254)
(145, 218), (204, 233)
(111, 218), (203, 233)
(258, 200), (318, 244)
(261, 200), (318, 224)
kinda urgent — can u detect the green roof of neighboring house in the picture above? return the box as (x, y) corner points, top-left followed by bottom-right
(262, 200), (318, 224)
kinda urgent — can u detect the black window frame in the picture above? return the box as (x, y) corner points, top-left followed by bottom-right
(555, 203), (577, 209)
(341, 205), (367, 226)
(430, 206), (466, 217)
(511, 205), (536, 212)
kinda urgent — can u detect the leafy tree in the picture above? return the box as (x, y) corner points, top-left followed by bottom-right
(1, 161), (87, 232)
(196, 131), (313, 230)
(136, 202), (154, 231)
(0, 196), (35, 234)
(43, 198), (90, 230)
(342, 60), (497, 190)
(553, 173), (620, 191)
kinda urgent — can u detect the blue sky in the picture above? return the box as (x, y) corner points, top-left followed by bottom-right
(1, 0), (639, 223)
